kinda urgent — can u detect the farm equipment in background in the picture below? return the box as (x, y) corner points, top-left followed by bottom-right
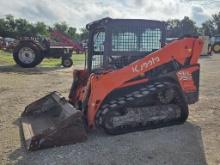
(20, 17), (203, 151)
(211, 35), (220, 54)
(0, 37), (17, 52)
(199, 36), (212, 56)
(4, 38), (17, 52)
(13, 31), (84, 68)
(0, 36), (3, 50)
(51, 31), (84, 54)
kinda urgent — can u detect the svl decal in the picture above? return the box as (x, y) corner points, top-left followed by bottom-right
(177, 71), (192, 81)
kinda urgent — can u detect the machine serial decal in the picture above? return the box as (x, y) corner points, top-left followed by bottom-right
(177, 71), (192, 81)
(132, 56), (160, 73)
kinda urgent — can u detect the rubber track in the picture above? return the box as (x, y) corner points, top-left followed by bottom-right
(95, 81), (189, 135)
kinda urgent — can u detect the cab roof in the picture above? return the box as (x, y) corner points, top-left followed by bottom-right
(86, 17), (166, 30)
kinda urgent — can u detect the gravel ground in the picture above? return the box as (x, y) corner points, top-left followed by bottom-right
(0, 55), (220, 165)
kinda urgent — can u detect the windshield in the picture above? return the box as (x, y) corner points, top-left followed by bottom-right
(112, 28), (162, 52)
(91, 31), (105, 70)
(90, 26), (163, 71)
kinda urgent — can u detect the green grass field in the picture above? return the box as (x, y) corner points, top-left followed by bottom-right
(0, 50), (85, 67)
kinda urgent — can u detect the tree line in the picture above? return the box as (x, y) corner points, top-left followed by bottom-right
(167, 11), (220, 38)
(0, 15), (88, 42)
(0, 12), (219, 41)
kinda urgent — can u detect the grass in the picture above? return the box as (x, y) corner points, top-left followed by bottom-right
(0, 50), (15, 64)
(0, 50), (85, 67)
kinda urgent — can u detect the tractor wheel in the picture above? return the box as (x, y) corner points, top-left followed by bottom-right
(212, 43), (220, 54)
(62, 58), (73, 67)
(13, 42), (43, 68)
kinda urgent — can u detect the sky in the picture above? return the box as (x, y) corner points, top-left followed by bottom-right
(0, 0), (219, 30)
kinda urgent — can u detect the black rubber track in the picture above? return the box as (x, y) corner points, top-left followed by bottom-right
(96, 81), (189, 135)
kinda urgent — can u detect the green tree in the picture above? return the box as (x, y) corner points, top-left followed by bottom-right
(35, 22), (49, 36)
(180, 16), (198, 36)
(202, 20), (215, 36)
(67, 27), (77, 39)
(79, 28), (88, 41)
(167, 17), (198, 37)
(166, 19), (181, 38)
(3, 15), (17, 37)
(0, 18), (7, 37)
(212, 11), (220, 34)
(15, 18), (34, 37)
(54, 22), (68, 33)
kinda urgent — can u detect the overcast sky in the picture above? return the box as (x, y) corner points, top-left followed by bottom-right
(0, 0), (219, 30)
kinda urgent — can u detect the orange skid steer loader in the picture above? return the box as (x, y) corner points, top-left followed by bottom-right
(20, 18), (203, 151)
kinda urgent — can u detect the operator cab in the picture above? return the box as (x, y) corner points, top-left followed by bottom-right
(86, 17), (166, 72)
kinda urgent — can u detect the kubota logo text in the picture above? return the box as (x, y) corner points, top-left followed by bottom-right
(132, 56), (160, 73)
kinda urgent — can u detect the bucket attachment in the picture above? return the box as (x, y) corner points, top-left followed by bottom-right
(21, 92), (87, 151)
